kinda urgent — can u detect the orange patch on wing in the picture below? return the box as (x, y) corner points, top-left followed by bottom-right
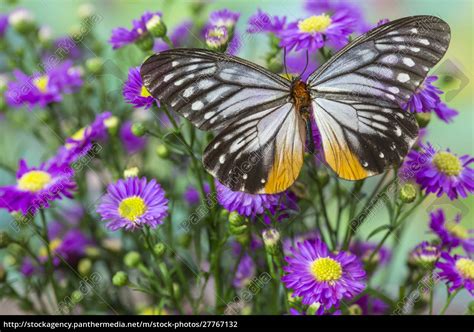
(263, 147), (304, 194)
(324, 145), (368, 181)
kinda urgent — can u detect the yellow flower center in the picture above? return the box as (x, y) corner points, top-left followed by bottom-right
(310, 257), (342, 282)
(140, 85), (151, 98)
(446, 222), (468, 239)
(71, 127), (86, 141)
(33, 75), (49, 93)
(455, 258), (474, 280)
(433, 151), (462, 176)
(118, 196), (147, 221)
(298, 14), (332, 33)
(17, 170), (52, 192)
(39, 238), (62, 257)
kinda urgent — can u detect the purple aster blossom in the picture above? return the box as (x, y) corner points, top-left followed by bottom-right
(20, 223), (92, 276)
(233, 254), (256, 288)
(350, 240), (391, 267)
(215, 180), (293, 220)
(0, 159), (75, 215)
(247, 9), (286, 34)
(408, 241), (441, 267)
(279, 11), (356, 52)
(0, 14), (8, 37)
(429, 209), (474, 254)
(436, 252), (474, 295)
(282, 238), (366, 310)
(97, 177), (168, 231)
(123, 66), (157, 109)
(57, 112), (112, 164)
(120, 120), (148, 154)
(153, 21), (192, 52)
(304, 0), (367, 33)
(5, 60), (82, 108)
(208, 9), (240, 30)
(403, 76), (458, 123)
(354, 294), (389, 315)
(204, 25), (230, 51)
(401, 142), (474, 200)
(109, 11), (161, 49)
(183, 183), (211, 205)
(52, 37), (82, 60)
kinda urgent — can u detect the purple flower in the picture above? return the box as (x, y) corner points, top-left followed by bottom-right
(97, 177), (168, 231)
(20, 223), (92, 276)
(233, 255), (256, 288)
(279, 11), (355, 52)
(109, 11), (161, 49)
(0, 14), (9, 37)
(154, 21), (192, 52)
(53, 37), (82, 60)
(436, 252), (474, 295)
(6, 61), (82, 108)
(408, 241), (441, 267)
(285, 51), (319, 81)
(282, 238), (366, 310)
(354, 294), (389, 315)
(57, 112), (112, 164)
(123, 66), (157, 109)
(120, 120), (148, 154)
(247, 9), (286, 34)
(402, 142), (474, 200)
(430, 209), (474, 253)
(215, 180), (290, 219)
(204, 25), (229, 51)
(0, 159), (75, 215)
(208, 9), (240, 30)
(183, 183), (210, 205)
(350, 241), (391, 267)
(304, 0), (369, 33)
(403, 76), (458, 123)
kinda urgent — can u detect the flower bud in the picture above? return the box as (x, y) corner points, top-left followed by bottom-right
(78, 3), (96, 20)
(123, 167), (139, 178)
(415, 112), (431, 128)
(399, 183), (417, 203)
(104, 115), (119, 135)
(307, 302), (322, 315)
(9, 9), (36, 34)
(78, 258), (92, 276)
(146, 14), (167, 38)
(124, 251), (141, 268)
(219, 209), (229, 219)
(85, 57), (104, 75)
(348, 304), (363, 315)
(153, 243), (166, 258)
(262, 228), (281, 256)
(71, 290), (84, 304)
(112, 271), (128, 287)
(205, 26), (229, 52)
(38, 26), (53, 47)
(85, 246), (100, 259)
(228, 211), (245, 227)
(131, 122), (146, 137)
(155, 144), (170, 159)
(135, 33), (154, 52)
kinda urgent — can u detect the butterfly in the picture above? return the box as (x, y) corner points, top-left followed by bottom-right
(140, 15), (450, 194)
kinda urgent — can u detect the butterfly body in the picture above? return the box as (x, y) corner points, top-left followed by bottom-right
(141, 16), (450, 194)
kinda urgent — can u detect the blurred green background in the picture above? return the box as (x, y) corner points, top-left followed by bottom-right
(0, 0), (473, 314)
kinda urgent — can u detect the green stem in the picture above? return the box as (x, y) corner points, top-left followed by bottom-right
(439, 288), (460, 315)
(39, 210), (60, 308)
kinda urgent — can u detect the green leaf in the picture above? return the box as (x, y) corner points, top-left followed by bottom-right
(366, 225), (392, 241)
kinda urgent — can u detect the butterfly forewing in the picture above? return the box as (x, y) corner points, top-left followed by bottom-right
(308, 15), (450, 180)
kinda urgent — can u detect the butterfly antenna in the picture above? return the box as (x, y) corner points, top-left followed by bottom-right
(300, 49), (310, 79)
(283, 47), (289, 78)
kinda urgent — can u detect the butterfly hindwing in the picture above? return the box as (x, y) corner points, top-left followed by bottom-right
(203, 102), (306, 194)
(308, 15), (450, 180)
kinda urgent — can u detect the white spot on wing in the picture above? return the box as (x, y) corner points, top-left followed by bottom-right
(171, 61), (179, 67)
(403, 57), (415, 67)
(410, 28), (418, 33)
(192, 101), (204, 110)
(261, 179), (266, 184)
(395, 126), (402, 137)
(164, 73), (173, 82)
(204, 111), (215, 120)
(388, 87), (400, 94)
(219, 155), (225, 164)
(183, 87), (194, 98)
(379, 152), (385, 158)
(410, 47), (420, 52)
(397, 73), (410, 83)
(419, 39), (430, 45)
(243, 174), (248, 180)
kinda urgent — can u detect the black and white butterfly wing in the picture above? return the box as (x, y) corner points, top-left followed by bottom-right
(308, 15), (450, 180)
(141, 49), (306, 193)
